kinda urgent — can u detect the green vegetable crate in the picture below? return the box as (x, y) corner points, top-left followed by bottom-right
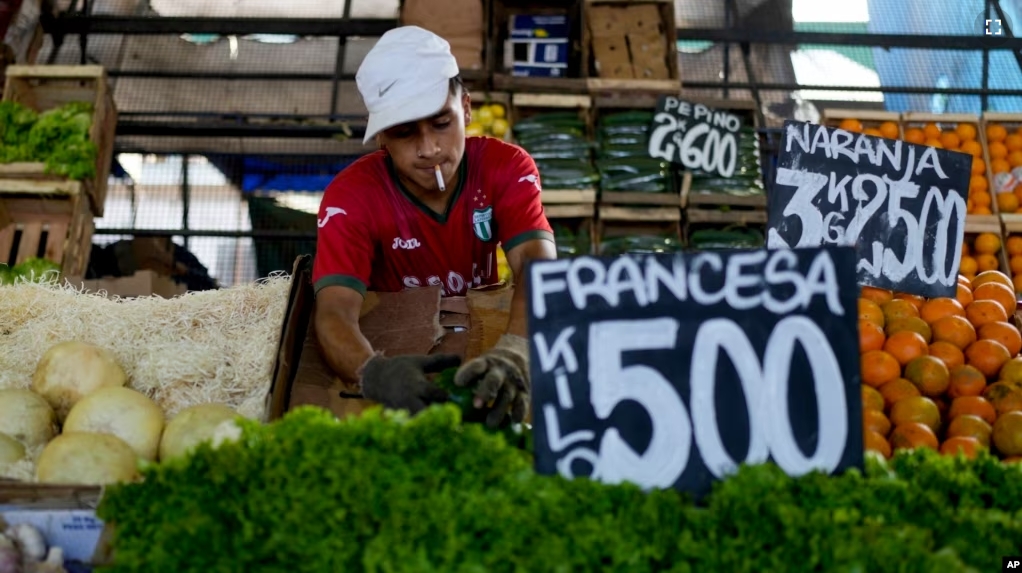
(1, 64), (118, 217)
(510, 93), (598, 255)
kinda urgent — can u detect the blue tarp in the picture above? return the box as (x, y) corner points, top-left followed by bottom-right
(867, 0), (1022, 113)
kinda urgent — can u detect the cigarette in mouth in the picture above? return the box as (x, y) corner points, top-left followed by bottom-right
(434, 165), (446, 192)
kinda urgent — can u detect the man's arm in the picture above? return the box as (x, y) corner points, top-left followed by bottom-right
(313, 286), (376, 386)
(504, 238), (559, 337)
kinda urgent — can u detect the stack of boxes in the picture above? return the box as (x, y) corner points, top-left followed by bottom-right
(505, 14), (571, 77)
(587, 3), (672, 80)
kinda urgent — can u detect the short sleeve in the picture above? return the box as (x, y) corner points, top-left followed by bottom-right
(493, 147), (555, 252)
(311, 179), (375, 297)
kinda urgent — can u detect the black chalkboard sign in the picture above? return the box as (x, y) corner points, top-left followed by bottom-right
(647, 96), (744, 178)
(766, 120), (972, 299)
(526, 246), (863, 498)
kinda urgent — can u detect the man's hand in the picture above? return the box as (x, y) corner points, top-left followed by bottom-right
(359, 353), (462, 414)
(454, 334), (530, 428)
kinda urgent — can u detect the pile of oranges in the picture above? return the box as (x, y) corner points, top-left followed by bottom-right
(959, 232), (1004, 283)
(859, 269), (1022, 462)
(836, 118), (900, 140)
(1004, 234), (1022, 294)
(985, 122), (1022, 206)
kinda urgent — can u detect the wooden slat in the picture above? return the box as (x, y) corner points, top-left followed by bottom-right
(0, 162), (47, 176)
(982, 112), (1022, 123)
(512, 93), (591, 109)
(964, 214), (1002, 234)
(44, 222), (68, 262)
(545, 204), (595, 218)
(493, 75), (589, 94)
(0, 199), (9, 230)
(686, 191), (767, 208)
(1002, 214), (1022, 233)
(5, 64), (106, 79)
(542, 189), (597, 204)
(902, 112), (980, 125)
(587, 78), (679, 93)
(820, 108), (901, 123)
(0, 225), (13, 262)
(600, 191), (681, 206)
(599, 205), (680, 221)
(0, 178), (83, 195)
(686, 208), (768, 225)
(15, 222), (42, 263)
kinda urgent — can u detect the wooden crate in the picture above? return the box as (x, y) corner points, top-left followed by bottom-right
(0, 191), (94, 277)
(2, 65), (118, 217)
(981, 112), (1022, 227)
(489, 0), (586, 92)
(819, 108), (904, 138)
(595, 205), (681, 252)
(582, 0), (679, 94)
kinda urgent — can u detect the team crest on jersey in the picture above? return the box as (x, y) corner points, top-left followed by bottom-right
(472, 206), (494, 242)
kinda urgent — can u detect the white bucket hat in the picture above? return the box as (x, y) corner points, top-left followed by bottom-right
(356, 26), (461, 144)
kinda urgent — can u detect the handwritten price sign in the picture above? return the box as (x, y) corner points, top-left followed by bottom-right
(647, 96), (744, 179)
(766, 120), (973, 299)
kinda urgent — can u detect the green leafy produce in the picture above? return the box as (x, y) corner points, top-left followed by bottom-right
(0, 264), (12, 285)
(95, 404), (1022, 573)
(0, 100), (98, 180)
(9, 257), (61, 283)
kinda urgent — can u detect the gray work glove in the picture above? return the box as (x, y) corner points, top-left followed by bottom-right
(454, 334), (530, 428)
(358, 353), (462, 415)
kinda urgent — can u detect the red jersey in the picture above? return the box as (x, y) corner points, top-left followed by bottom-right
(312, 136), (554, 297)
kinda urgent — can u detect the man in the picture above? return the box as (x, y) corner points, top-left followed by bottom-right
(312, 26), (558, 428)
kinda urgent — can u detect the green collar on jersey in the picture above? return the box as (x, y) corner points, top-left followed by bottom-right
(385, 153), (467, 224)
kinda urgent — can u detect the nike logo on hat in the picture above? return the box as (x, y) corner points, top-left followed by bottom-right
(379, 80), (397, 97)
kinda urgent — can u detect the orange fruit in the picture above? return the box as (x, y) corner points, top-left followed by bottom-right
(861, 350), (902, 388)
(990, 142), (1009, 161)
(956, 122), (977, 142)
(972, 270), (1014, 292)
(977, 321), (1022, 356)
(878, 378), (920, 409)
(1007, 237), (1022, 257)
(956, 283), (974, 307)
(904, 128), (925, 144)
(1010, 151), (1022, 169)
(983, 380), (1022, 403)
(988, 123), (1008, 142)
(939, 131), (960, 150)
(919, 297), (965, 324)
(893, 293), (926, 311)
(999, 192), (1021, 213)
(946, 414), (993, 446)
(903, 355), (950, 398)
(931, 315), (978, 350)
(976, 254), (1001, 273)
(1014, 274), (1022, 293)
(974, 233), (1002, 255)
(864, 429), (892, 458)
(864, 128), (884, 138)
(992, 410), (1022, 456)
(940, 436), (983, 458)
(960, 140), (983, 157)
(928, 340), (965, 370)
(882, 299), (920, 324)
(890, 422), (939, 451)
(998, 357), (1022, 384)
(970, 175), (989, 195)
(884, 330), (929, 365)
(965, 338), (1012, 378)
(971, 155), (986, 175)
(879, 121), (900, 139)
(859, 298), (885, 328)
(1006, 133), (1022, 151)
(839, 118), (863, 132)
(947, 364), (988, 398)
(966, 299), (1009, 328)
(859, 319), (886, 353)
(948, 395), (997, 425)
(991, 389), (1022, 417)
(1011, 255), (1022, 275)
(972, 282), (1018, 316)
(885, 316), (932, 343)
(923, 123), (942, 140)
(864, 408), (891, 436)
(862, 384), (885, 412)
(925, 138), (943, 149)
(992, 158), (1012, 174)
(959, 274), (973, 289)
(860, 286), (894, 305)
(959, 256), (978, 277)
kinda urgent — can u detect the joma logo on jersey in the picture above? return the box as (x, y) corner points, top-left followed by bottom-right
(392, 237), (421, 250)
(317, 206), (347, 228)
(473, 206), (494, 242)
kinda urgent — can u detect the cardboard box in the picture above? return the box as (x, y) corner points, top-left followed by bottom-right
(67, 270), (187, 299)
(585, 1), (678, 82)
(401, 0), (485, 71)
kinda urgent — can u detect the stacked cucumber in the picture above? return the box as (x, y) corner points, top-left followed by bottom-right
(595, 110), (672, 194)
(687, 225), (765, 249)
(594, 109), (681, 256)
(511, 112), (599, 191)
(688, 125), (765, 196)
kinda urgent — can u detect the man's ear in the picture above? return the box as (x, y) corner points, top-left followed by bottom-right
(462, 91), (472, 124)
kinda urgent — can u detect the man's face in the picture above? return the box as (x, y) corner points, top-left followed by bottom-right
(378, 88), (472, 194)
